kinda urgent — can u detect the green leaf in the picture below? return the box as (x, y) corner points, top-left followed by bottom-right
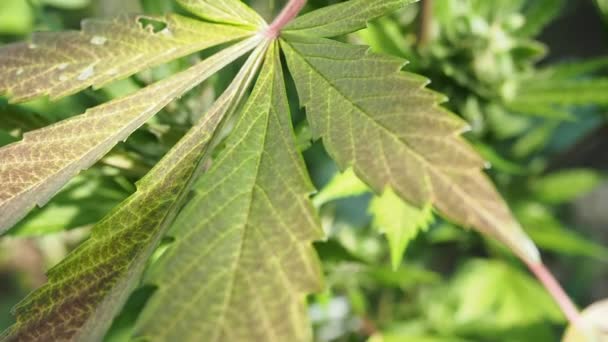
(281, 35), (540, 263)
(597, 0), (608, 24)
(41, 0), (91, 10)
(0, 0), (34, 35)
(530, 169), (604, 205)
(519, 0), (565, 37)
(371, 189), (433, 270)
(0, 36), (262, 234)
(135, 43), (324, 342)
(313, 168), (369, 207)
(176, 0), (266, 28)
(515, 201), (608, 262)
(509, 78), (608, 112)
(0, 44), (266, 342)
(314, 169), (434, 269)
(539, 57), (608, 80)
(425, 259), (563, 333)
(0, 14), (252, 102)
(284, 0), (417, 38)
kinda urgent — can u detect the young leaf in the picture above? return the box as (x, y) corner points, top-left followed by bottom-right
(313, 168), (370, 207)
(284, 0), (417, 38)
(176, 0), (266, 28)
(0, 44), (267, 342)
(135, 43), (324, 342)
(0, 14), (252, 102)
(314, 169), (434, 269)
(281, 35), (540, 263)
(371, 189), (434, 270)
(0, 35), (262, 234)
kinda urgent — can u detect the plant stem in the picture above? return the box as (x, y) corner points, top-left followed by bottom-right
(418, 0), (434, 48)
(265, 0), (307, 38)
(525, 260), (587, 333)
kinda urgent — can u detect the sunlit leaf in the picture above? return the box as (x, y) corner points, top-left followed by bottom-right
(313, 168), (369, 207)
(176, 0), (266, 28)
(135, 43), (324, 342)
(371, 189), (433, 270)
(424, 260), (563, 333)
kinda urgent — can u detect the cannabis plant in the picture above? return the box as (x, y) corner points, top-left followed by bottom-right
(0, 0), (603, 341)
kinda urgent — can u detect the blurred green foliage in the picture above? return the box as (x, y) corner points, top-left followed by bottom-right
(0, 1), (607, 341)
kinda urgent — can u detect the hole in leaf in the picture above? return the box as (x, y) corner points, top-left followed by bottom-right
(137, 17), (168, 34)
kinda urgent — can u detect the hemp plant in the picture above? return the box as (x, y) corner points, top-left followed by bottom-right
(0, 0), (594, 341)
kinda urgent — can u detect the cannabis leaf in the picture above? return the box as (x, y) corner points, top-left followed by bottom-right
(0, 14), (252, 102)
(0, 36), (261, 234)
(314, 168), (433, 269)
(284, 0), (416, 38)
(177, 0), (266, 28)
(0, 43), (267, 342)
(281, 35), (540, 263)
(134, 43), (323, 342)
(1, 0), (582, 340)
(371, 189), (434, 269)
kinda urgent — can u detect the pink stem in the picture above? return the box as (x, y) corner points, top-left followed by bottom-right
(265, 0), (307, 38)
(525, 260), (588, 333)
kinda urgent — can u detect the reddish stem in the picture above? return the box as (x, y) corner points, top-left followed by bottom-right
(265, 0), (307, 38)
(525, 260), (588, 333)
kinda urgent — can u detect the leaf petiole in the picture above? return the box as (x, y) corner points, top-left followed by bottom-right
(265, 0), (307, 38)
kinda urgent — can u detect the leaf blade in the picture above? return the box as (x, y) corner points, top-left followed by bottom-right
(0, 35), (262, 234)
(0, 14), (252, 102)
(281, 35), (540, 263)
(0, 44), (266, 342)
(284, 0), (417, 38)
(371, 189), (434, 270)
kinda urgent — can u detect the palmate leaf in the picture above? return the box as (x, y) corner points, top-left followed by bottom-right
(0, 36), (262, 234)
(176, 0), (266, 28)
(134, 43), (323, 342)
(0, 43), (268, 342)
(284, 0), (417, 38)
(0, 14), (252, 102)
(281, 35), (540, 263)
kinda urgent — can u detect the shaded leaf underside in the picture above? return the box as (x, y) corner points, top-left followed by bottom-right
(0, 35), (262, 234)
(0, 13), (252, 102)
(281, 35), (539, 263)
(0, 42), (267, 342)
(135, 43), (323, 342)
